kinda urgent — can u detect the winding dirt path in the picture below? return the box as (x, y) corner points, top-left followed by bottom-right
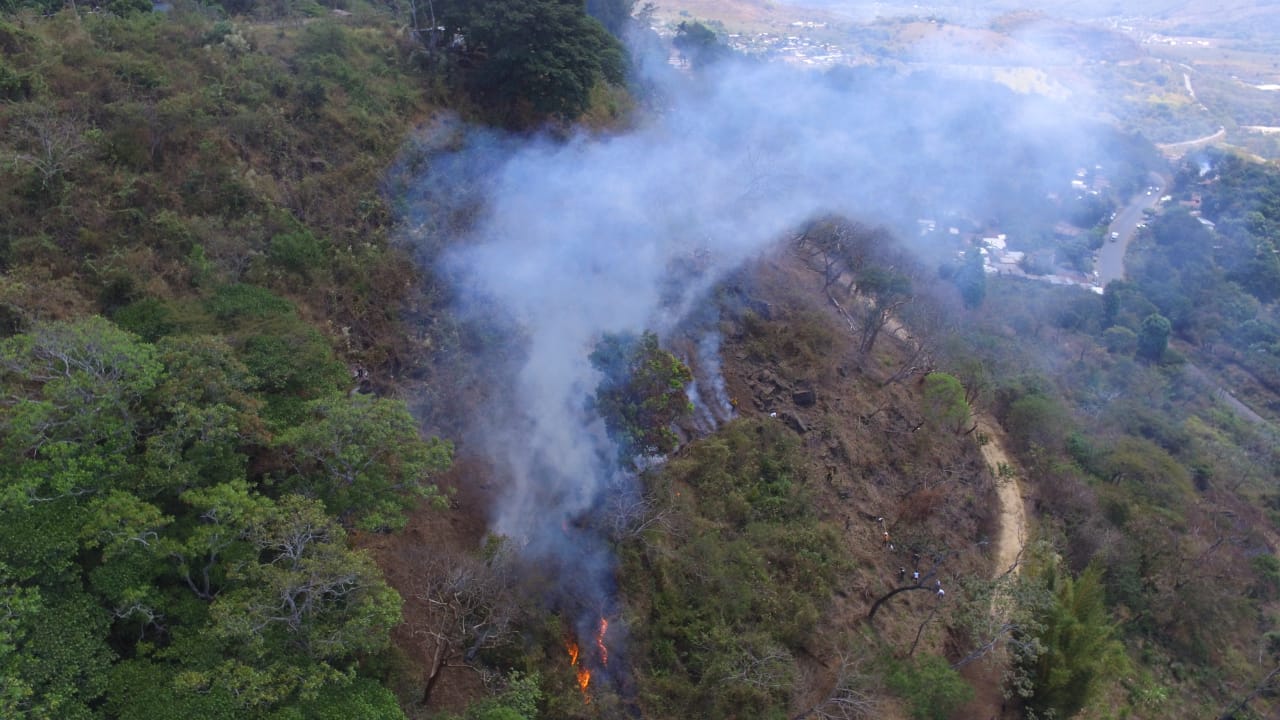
(975, 416), (1026, 576)
(1156, 126), (1226, 157)
(806, 250), (1029, 574)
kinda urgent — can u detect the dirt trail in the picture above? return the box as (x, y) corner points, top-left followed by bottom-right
(974, 416), (1026, 576)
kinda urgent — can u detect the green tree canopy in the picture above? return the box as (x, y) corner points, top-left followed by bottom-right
(1136, 312), (1171, 362)
(673, 21), (730, 69)
(1021, 563), (1127, 718)
(438, 0), (626, 125)
(1004, 391), (1072, 456)
(0, 317), (426, 718)
(585, 0), (635, 37)
(886, 654), (974, 720)
(921, 372), (971, 433)
(954, 248), (987, 309)
(274, 392), (452, 531)
(589, 330), (692, 466)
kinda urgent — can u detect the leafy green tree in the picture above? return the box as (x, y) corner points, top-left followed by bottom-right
(438, 0), (625, 124)
(951, 543), (1059, 699)
(267, 230), (331, 278)
(954, 248), (987, 309)
(0, 319), (170, 595)
(921, 372), (971, 433)
(274, 392), (452, 531)
(673, 21), (730, 69)
(0, 317), (162, 476)
(854, 266), (913, 356)
(0, 314), (430, 718)
(106, 658), (242, 720)
(886, 654), (974, 720)
(199, 284), (348, 427)
(1102, 325), (1137, 355)
(1020, 564), (1127, 718)
(147, 336), (267, 485)
(6, 589), (115, 720)
(1233, 238), (1280, 304)
(0, 564), (40, 716)
(238, 328), (348, 427)
(1005, 392), (1071, 456)
(453, 671), (542, 720)
(1101, 436), (1193, 510)
(206, 284), (296, 323)
(201, 494), (402, 706)
(585, 0), (635, 37)
(1136, 312), (1171, 362)
(589, 330), (692, 466)
(268, 677), (406, 720)
(1102, 281), (1123, 327)
(112, 298), (178, 343)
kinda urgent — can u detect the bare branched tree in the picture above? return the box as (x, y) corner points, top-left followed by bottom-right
(11, 107), (90, 190)
(794, 651), (881, 720)
(603, 484), (676, 543)
(407, 542), (519, 706)
(1218, 664), (1280, 720)
(882, 298), (949, 386)
(720, 643), (793, 690)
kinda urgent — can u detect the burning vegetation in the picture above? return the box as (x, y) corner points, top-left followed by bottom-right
(565, 616), (610, 703)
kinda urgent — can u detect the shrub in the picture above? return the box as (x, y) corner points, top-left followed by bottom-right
(886, 654), (974, 720)
(267, 230), (329, 276)
(1006, 393), (1071, 456)
(207, 283), (294, 322)
(112, 298), (176, 342)
(1102, 325), (1137, 354)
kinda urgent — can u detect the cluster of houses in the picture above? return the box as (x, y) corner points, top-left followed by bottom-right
(918, 218), (1104, 294)
(722, 30), (849, 67)
(1069, 165), (1110, 195)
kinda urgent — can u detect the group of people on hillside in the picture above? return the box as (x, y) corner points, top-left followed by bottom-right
(881, 518), (945, 598)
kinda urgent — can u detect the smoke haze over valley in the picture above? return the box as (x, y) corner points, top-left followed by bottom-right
(406, 56), (1104, 561)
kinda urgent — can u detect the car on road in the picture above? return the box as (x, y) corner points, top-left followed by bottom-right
(1110, 231), (1120, 242)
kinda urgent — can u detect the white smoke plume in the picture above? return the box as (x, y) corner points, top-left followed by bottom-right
(686, 331), (734, 434)
(399, 54), (1113, 610)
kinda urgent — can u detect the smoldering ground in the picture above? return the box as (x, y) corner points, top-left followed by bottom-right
(394, 48), (1114, 687)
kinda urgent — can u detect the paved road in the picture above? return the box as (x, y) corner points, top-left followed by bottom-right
(1096, 171), (1168, 286)
(1094, 176), (1274, 428)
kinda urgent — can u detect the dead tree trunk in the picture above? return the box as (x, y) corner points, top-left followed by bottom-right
(952, 623), (1015, 670)
(420, 638), (449, 706)
(908, 604), (940, 657)
(1218, 664), (1280, 720)
(866, 574), (937, 622)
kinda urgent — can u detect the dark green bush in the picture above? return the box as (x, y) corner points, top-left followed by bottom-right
(207, 283), (295, 322)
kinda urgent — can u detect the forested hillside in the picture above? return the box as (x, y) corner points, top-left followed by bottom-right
(0, 5), (456, 717)
(0, 0), (635, 717)
(5, 0), (1280, 719)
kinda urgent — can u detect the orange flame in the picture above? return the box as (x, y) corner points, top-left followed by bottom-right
(566, 639), (591, 703)
(596, 617), (609, 666)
